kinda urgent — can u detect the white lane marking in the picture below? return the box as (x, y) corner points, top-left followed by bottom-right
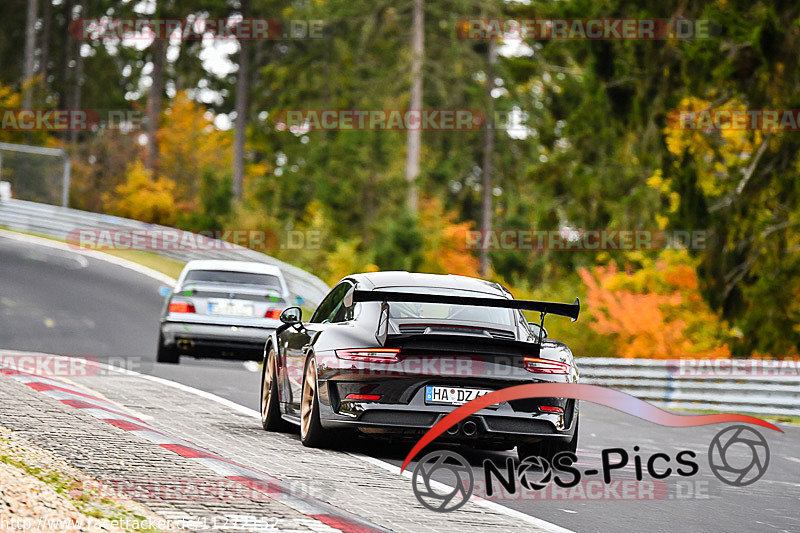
(98, 362), (575, 533)
(0, 229), (177, 286)
(559, 509), (577, 514)
(784, 457), (800, 464)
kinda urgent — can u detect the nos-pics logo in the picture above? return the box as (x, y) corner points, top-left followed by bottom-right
(411, 425), (770, 512)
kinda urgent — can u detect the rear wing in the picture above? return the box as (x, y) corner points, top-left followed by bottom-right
(350, 290), (580, 321)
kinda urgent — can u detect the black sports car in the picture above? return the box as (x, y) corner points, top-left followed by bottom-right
(259, 271), (580, 461)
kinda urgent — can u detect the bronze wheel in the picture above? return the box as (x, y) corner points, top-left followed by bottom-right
(300, 358), (317, 439)
(299, 357), (335, 447)
(261, 346), (289, 432)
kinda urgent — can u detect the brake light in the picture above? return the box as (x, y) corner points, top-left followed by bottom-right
(345, 394), (382, 401)
(265, 308), (283, 319)
(523, 357), (570, 374)
(169, 302), (195, 313)
(336, 348), (400, 363)
(539, 405), (564, 413)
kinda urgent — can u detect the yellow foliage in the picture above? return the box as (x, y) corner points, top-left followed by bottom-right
(104, 160), (177, 226)
(157, 91), (233, 198)
(0, 83), (49, 145)
(664, 96), (763, 202)
(325, 238), (372, 285)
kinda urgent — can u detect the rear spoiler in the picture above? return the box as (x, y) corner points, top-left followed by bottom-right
(350, 290), (580, 321)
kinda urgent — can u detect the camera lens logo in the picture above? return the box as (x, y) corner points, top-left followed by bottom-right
(411, 450), (473, 512)
(517, 456), (552, 490)
(708, 425), (770, 486)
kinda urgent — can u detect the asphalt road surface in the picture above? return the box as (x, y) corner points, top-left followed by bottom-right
(1, 233), (798, 533)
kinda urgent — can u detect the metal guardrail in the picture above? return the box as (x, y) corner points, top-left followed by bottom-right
(578, 357), (800, 417)
(0, 198), (330, 306)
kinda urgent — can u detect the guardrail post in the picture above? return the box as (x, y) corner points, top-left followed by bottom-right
(61, 152), (71, 207)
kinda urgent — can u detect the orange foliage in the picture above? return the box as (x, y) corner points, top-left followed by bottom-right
(579, 252), (731, 359)
(418, 197), (481, 277)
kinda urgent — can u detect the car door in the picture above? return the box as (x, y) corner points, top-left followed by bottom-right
(283, 282), (352, 415)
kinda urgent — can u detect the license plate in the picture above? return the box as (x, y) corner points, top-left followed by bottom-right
(425, 385), (492, 406)
(208, 299), (254, 317)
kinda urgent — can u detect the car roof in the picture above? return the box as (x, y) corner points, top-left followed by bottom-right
(182, 260), (283, 277)
(347, 271), (510, 297)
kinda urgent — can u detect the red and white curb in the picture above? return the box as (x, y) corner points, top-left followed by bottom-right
(0, 364), (388, 533)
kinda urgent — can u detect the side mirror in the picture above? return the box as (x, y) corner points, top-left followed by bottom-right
(280, 306), (303, 325)
(528, 322), (547, 340)
(158, 286), (172, 297)
(343, 285), (355, 308)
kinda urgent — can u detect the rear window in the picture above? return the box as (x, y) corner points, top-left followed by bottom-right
(384, 286), (515, 326)
(184, 270), (282, 289)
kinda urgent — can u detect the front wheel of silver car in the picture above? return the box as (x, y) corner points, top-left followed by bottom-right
(299, 357), (332, 448)
(261, 347), (290, 432)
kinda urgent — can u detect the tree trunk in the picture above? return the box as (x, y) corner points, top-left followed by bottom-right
(68, 0), (85, 145)
(146, 38), (167, 171)
(404, 0), (424, 214)
(232, 0), (252, 201)
(479, 40), (496, 277)
(41, 0), (51, 88)
(58, 0), (74, 110)
(22, 0), (39, 108)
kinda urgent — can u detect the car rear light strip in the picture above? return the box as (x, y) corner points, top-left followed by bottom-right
(522, 357), (570, 374)
(335, 348), (400, 363)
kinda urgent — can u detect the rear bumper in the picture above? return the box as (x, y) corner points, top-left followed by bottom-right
(161, 321), (273, 359)
(321, 402), (578, 444)
(317, 374), (578, 443)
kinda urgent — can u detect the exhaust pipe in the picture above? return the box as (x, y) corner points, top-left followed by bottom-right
(462, 420), (478, 437)
(446, 423), (461, 436)
(177, 339), (194, 351)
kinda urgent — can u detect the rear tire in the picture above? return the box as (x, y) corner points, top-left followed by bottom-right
(156, 333), (179, 364)
(517, 417), (579, 463)
(261, 346), (291, 432)
(300, 357), (332, 448)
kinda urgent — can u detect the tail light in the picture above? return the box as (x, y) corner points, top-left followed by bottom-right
(265, 308), (283, 319)
(168, 302), (195, 313)
(523, 357), (570, 374)
(539, 405), (564, 413)
(345, 394), (382, 401)
(335, 348), (400, 363)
